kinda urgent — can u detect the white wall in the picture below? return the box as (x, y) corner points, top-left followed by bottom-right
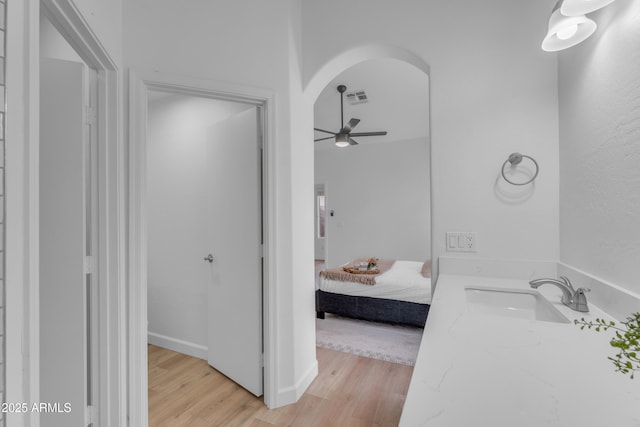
(316, 138), (430, 268)
(558, 1), (640, 297)
(124, 0), (317, 407)
(288, 0), (319, 403)
(147, 95), (252, 356)
(302, 0), (561, 279)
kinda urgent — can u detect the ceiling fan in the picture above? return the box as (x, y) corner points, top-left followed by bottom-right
(314, 84), (388, 147)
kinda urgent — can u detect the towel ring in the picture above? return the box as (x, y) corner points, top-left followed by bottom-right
(501, 152), (539, 186)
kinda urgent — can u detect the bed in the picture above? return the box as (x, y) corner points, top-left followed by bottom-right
(316, 259), (431, 327)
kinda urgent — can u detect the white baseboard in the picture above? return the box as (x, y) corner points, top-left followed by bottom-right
(147, 332), (208, 360)
(148, 333), (319, 409)
(273, 359), (318, 408)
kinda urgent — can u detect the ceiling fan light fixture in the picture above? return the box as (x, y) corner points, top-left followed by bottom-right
(314, 85), (387, 146)
(335, 133), (350, 148)
(542, 6), (597, 51)
(561, 0), (616, 16)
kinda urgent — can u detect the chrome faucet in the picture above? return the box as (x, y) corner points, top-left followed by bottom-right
(529, 276), (590, 312)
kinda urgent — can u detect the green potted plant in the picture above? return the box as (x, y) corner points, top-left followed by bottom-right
(575, 313), (640, 379)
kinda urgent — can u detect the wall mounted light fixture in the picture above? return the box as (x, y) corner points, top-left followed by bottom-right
(542, 0), (597, 51)
(561, 0), (617, 16)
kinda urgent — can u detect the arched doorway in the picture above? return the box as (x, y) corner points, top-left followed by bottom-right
(306, 44), (433, 368)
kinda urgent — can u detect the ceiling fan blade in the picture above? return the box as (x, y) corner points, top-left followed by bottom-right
(314, 127), (337, 135)
(348, 138), (359, 146)
(314, 136), (335, 142)
(350, 131), (388, 137)
(341, 118), (360, 133)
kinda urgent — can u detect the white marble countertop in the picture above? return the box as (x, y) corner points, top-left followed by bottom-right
(400, 274), (640, 427)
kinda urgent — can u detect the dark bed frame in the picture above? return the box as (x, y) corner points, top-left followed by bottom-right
(315, 289), (429, 327)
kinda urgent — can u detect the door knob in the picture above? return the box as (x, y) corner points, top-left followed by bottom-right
(204, 254), (214, 263)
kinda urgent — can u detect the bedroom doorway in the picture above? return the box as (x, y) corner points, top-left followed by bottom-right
(312, 55), (431, 365)
(313, 58), (431, 272)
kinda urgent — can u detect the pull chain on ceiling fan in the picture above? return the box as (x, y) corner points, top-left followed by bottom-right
(314, 84), (388, 147)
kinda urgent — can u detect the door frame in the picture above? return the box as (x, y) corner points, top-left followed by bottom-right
(128, 71), (276, 425)
(314, 182), (328, 261)
(6, 0), (123, 425)
(40, 3), (124, 426)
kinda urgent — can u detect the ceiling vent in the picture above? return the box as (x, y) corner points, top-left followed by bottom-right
(345, 89), (368, 105)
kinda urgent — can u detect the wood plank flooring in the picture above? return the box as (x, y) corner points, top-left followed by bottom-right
(148, 344), (414, 426)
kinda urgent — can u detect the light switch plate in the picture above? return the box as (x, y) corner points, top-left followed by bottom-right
(447, 232), (459, 250)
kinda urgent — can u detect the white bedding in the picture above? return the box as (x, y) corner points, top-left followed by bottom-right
(319, 260), (432, 304)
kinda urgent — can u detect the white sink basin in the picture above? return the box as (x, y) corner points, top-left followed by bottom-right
(465, 286), (570, 323)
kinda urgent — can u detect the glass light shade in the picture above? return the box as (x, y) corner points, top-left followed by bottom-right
(335, 133), (349, 148)
(541, 9), (597, 52)
(556, 24), (578, 40)
(561, 0), (616, 16)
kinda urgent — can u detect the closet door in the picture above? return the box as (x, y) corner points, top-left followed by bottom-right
(40, 58), (92, 427)
(206, 107), (263, 397)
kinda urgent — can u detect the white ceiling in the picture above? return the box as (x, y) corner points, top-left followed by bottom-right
(314, 58), (429, 148)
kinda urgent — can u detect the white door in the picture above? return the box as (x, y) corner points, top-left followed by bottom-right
(207, 107), (263, 396)
(40, 58), (96, 426)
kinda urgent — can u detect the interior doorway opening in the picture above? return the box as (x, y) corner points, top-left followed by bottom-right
(309, 50), (432, 368)
(128, 73), (276, 424)
(146, 90), (265, 401)
(39, 8), (102, 427)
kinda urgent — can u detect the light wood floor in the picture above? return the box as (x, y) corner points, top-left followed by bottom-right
(148, 344), (414, 426)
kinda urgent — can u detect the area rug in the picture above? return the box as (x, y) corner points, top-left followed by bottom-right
(316, 314), (423, 366)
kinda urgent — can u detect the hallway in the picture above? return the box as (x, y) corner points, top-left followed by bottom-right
(148, 344), (413, 426)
